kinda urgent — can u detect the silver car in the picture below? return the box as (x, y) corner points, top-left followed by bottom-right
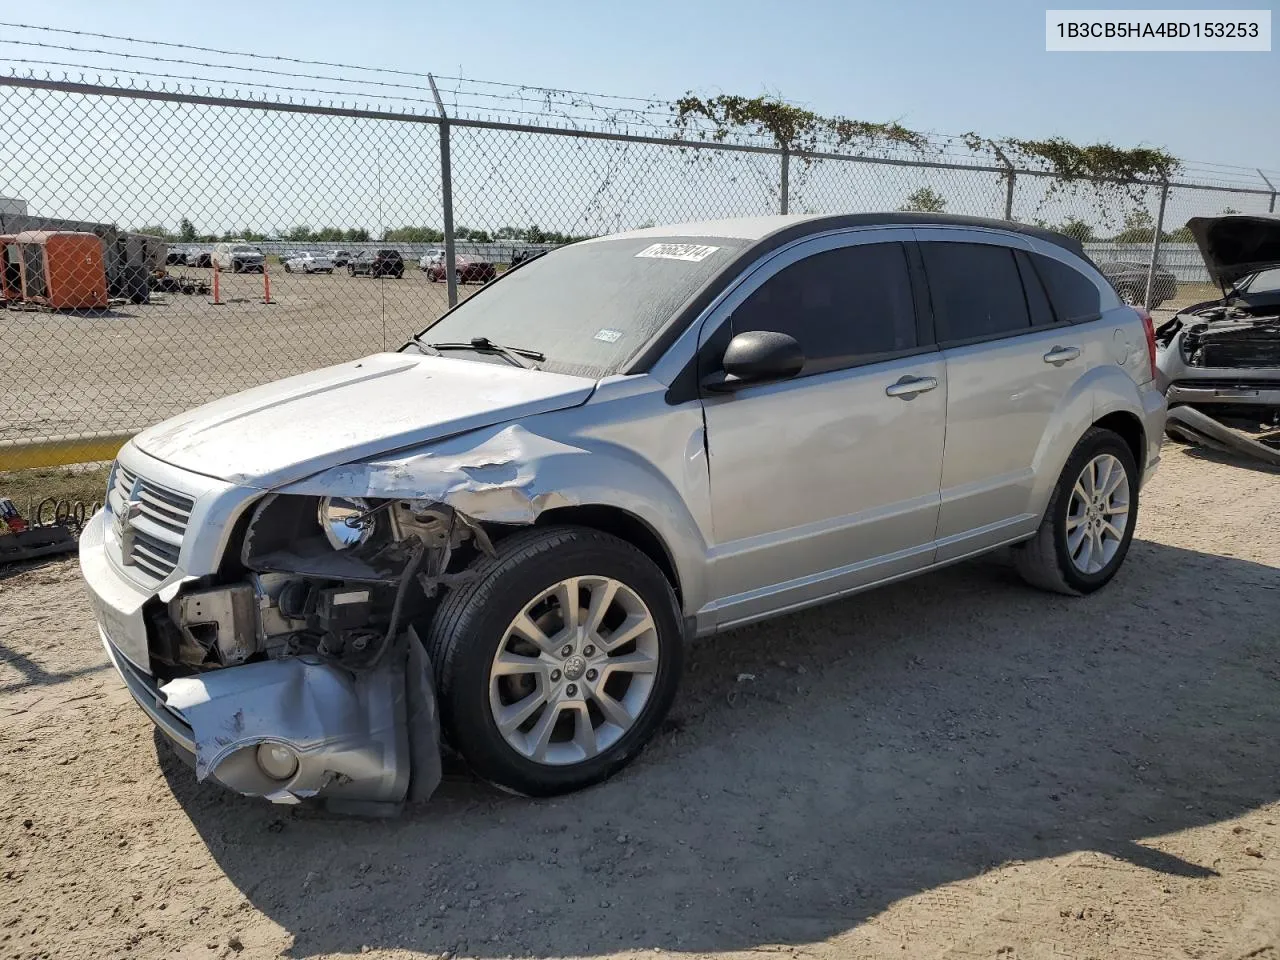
(79, 213), (1166, 812)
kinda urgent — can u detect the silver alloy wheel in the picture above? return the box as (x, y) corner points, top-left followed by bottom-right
(1120, 287), (1140, 306)
(1066, 453), (1130, 574)
(488, 575), (659, 766)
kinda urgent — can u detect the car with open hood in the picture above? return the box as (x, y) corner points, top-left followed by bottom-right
(1155, 214), (1280, 421)
(80, 213), (1165, 813)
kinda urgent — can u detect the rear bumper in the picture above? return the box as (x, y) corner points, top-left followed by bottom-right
(1138, 380), (1167, 488)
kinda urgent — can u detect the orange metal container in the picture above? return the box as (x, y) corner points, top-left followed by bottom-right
(12, 230), (109, 309)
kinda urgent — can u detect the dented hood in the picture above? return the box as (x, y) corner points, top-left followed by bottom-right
(132, 353), (596, 487)
(1187, 214), (1280, 289)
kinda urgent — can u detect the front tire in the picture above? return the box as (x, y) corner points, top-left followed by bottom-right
(425, 526), (684, 796)
(1013, 428), (1139, 595)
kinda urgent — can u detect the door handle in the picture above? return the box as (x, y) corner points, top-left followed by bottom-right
(885, 375), (938, 400)
(1043, 345), (1081, 366)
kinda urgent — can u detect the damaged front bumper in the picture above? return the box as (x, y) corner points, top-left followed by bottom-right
(81, 508), (441, 812)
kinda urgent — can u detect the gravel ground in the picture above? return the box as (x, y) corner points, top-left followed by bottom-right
(1, 444), (1278, 960)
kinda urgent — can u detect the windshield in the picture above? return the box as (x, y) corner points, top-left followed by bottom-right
(231, 245), (259, 254)
(410, 236), (746, 378)
(1240, 266), (1280, 295)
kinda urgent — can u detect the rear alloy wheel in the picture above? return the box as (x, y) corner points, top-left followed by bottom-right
(425, 526), (683, 796)
(1064, 453), (1130, 575)
(1118, 285), (1141, 306)
(1014, 428), (1139, 595)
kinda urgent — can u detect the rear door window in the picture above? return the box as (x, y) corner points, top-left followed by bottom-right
(730, 242), (918, 374)
(1031, 254), (1104, 324)
(919, 242), (1031, 342)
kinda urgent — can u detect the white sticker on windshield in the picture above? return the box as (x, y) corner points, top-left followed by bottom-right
(594, 328), (623, 343)
(635, 242), (720, 262)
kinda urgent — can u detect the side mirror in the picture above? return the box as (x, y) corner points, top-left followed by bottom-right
(702, 330), (805, 393)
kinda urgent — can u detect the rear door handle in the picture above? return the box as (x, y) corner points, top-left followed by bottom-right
(1043, 345), (1081, 366)
(885, 375), (939, 400)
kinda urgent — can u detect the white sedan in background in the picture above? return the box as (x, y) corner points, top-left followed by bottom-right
(283, 251), (335, 274)
(419, 249), (445, 271)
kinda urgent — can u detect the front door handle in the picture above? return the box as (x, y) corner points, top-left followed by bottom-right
(885, 375), (939, 400)
(1043, 345), (1081, 366)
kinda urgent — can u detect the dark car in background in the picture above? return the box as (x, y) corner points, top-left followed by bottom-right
(1097, 261), (1178, 308)
(183, 247), (213, 268)
(329, 249), (354, 267)
(425, 253), (496, 284)
(348, 249), (404, 278)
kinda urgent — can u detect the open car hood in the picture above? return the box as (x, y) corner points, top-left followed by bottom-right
(1187, 214), (1280, 289)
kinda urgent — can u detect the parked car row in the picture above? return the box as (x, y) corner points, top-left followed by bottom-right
(165, 245), (518, 285)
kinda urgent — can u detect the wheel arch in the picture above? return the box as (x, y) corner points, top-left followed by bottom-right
(1092, 410), (1146, 473)
(529, 504), (682, 605)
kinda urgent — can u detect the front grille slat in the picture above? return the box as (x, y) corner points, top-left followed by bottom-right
(111, 462), (192, 581)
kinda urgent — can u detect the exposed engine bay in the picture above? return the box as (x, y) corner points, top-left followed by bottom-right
(1156, 304), (1280, 371)
(142, 495), (498, 813)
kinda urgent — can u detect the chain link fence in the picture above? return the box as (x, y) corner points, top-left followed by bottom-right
(1, 74), (1277, 468)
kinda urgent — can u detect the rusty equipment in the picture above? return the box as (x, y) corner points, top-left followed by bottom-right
(0, 496), (93, 565)
(6, 230), (109, 310)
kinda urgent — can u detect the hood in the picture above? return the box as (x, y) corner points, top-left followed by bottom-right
(132, 353), (596, 487)
(1187, 215), (1280, 289)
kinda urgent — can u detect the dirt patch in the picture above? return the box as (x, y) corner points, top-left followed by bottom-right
(1, 445), (1278, 960)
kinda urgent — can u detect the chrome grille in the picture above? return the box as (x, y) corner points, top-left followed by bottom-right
(108, 462), (194, 581)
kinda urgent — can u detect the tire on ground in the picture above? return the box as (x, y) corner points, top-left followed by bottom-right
(424, 525), (684, 796)
(1013, 427), (1139, 596)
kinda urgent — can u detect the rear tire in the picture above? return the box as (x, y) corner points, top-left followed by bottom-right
(1013, 428), (1139, 596)
(425, 526), (684, 797)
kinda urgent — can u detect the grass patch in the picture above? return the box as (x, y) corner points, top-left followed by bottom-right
(0, 463), (112, 532)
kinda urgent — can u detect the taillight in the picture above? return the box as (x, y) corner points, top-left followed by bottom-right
(1136, 306), (1157, 381)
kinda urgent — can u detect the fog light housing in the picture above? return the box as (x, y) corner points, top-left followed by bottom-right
(255, 742), (299, 781)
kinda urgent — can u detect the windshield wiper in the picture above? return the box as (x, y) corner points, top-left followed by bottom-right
(412, 336), (544, 370)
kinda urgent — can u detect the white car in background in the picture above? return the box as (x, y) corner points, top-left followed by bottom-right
(283, 251), (335, 274)
(419, 248), (445, 271)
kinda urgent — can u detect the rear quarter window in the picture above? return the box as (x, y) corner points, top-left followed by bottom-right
(1032, 254), (1105, 324)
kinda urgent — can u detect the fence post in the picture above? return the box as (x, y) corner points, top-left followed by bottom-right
(1144, 180), (1170, 309)
(1259, 169), (1277, 213)
(779, 147), (790, 215)
(428, 74), (458, 309)
(993, 146), (1015, 221)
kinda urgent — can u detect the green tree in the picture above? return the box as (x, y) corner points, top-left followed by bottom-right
(133, 224), (174, 239)
(1112, 209), (1156, 243)
(178, 218), (196, 242)
(1054, 216), (1095, 243)
(899, 187), (947, 213)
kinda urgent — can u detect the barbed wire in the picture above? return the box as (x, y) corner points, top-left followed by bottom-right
(1, 20), (1278, 190)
